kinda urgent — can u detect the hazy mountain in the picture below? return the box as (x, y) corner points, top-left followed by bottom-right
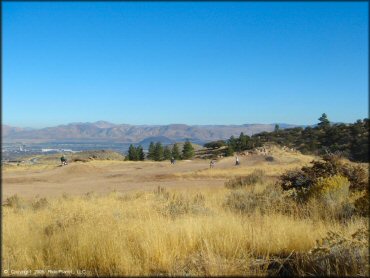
(2, 121), (300, 144)
(2, 125), (30, 137)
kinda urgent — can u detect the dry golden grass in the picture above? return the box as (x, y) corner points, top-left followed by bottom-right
(2, 149), (368, 276)
(172, 149), (317, 179)
(172, 162), (313, 179)
(3, 186), (368, 276)
(174, 165), (290, 179)
(2, 162), (56, 172)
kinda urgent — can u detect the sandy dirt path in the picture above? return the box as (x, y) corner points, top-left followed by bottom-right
(2, 150), (315, 200)
(2, 159), (228, 200)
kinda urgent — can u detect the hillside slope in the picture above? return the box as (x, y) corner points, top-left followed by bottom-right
(2, 122), (300, 143)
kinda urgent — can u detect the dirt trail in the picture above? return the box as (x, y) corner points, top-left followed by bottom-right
(2, 150), (316, 200)
(2, 159), (224, 200)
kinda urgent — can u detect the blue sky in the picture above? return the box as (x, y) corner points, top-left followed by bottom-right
(3, 2), (368, 128)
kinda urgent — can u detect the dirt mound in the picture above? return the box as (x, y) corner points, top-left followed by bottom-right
(52, 163), (105, 176)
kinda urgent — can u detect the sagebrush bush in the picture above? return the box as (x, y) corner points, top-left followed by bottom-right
(341, 164), (368, 191)
(283, 174), (357, 221)
(157, 191), (209, 218)
(279, 155), (368, 202)
(224, 184), (286, 215)
(354, 191), (369, 217)
(301, 228), (368, 276)
(267, 228), (369, 277)
(225, 169), (266, 189)
(310, 175), (350, 204)
(154, 185), (170, 200)
(32, 197), (49, 210)
(4, 194), (29, 210)
(265, 156), (274, 162)
(279, 170), (313, 202)
(224, 190), (261, 214)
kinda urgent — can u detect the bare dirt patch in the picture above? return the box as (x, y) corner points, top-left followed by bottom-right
(2, 150), (316, 200)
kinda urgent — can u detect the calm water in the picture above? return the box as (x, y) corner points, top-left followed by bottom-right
(2, 141), (133, 161)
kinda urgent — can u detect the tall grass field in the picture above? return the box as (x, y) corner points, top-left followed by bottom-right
(3, 171), (368, 276)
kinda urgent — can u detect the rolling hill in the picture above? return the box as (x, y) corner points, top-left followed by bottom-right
(2, 121), (300, 144)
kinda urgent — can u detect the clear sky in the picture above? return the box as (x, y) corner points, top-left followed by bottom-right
(3, 2), (368, 128)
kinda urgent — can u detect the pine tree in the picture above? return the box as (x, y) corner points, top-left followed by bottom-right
(147, 142), (155, 160)
(236, 116), (368, 162)
(226, 145), (234, 157)
(274, 124), (280, 133)
(204, 140), (226, 149)
(228, 135), (237, 151)
(163, 146), (172, 160)
(171, 143), (181, 160)
(318, 113), (330, 129)
(182, 140), (194, 159)
(136, 145), (145, 161)
(128, 144), (138, 161)
(238, 132), (249, 151)
(153, 142), (164, 161)
(350, 119), (368, 162)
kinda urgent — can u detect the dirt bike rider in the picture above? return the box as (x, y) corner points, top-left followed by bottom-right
(235, 156), (240, 166)
(60, 154), (68, 165)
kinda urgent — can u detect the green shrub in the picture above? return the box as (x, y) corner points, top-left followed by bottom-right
(279, 170), (313, 202)
(279, 156), (368, 202)
(203, 140), (226, 149)
(279, 169), (312, 190)
(283, 174), (355, 219)
(341, 165), (368, 191)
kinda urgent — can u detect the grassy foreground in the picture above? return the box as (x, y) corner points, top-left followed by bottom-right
(2, 181), (368, 276)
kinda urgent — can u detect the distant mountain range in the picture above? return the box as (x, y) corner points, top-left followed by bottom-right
(2, 121), (301, 144)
